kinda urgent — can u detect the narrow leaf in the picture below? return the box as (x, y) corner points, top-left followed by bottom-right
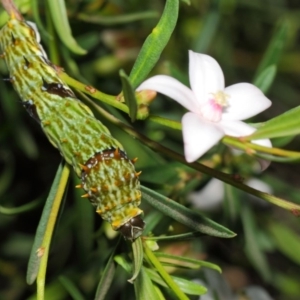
(128, 237), (144, 283)
(73, 175), (94, 265)
(119, 69), (138, 122)
(254, 18), (289, 80)
(129, 0), (179, 88)
(268, 221), (300, 266)
(58, 276), (85, 300)
(95, 247), (117, 300)
(26, 162), (70, 285)
(145, 268), (207, 296)
(253, 65), (277, 94)
(241, 205), (272, 282)
(78, 11), (159, 25)
(134, 267), (161, 300)
(144, 243), (190, 300)
(114, 254), (131, 273)
(155, 252), (221, 273)
(0, 197), (42, 215)
(47, 0), (87, 55)
(31, 0), (53, 41)
(141, 186), (236, 238)
(247, 106), (300, 140)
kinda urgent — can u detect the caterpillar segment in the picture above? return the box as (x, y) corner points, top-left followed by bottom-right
(0, 16), (145, 240)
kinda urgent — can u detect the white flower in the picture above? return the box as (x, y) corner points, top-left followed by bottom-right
(188, 178), (272, 212)
(137, 51), (272, 163)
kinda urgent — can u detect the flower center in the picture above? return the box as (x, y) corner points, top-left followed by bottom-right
(212, 91), (229, 107)
(200, 91), (229, 122)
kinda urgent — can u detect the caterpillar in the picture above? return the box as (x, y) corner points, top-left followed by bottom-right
(0, 13), (145, 241)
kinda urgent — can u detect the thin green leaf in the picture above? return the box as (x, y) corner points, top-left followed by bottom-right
(241, 204), (272, 282)
(47, 0), (87, 55)
(119, 69), (138, 122)
(134, 267), (161, 300)
(223, 184), (241, 222)
(78, 11), (159, 25)
(247, 106), (300, 140)
(144, 243), (190, 300)
(253, 65), (277, 93)
(58, 276), (85, 300)
(128, 237), (144, 283)
(114, 254), (131, 273)
(170, 276), (207, 296)
(143, 211), (164, 235)
(73, 175), (94, 265)
(26, 162), (70, 285)
(31, 0), (53, 41)
(95, 247), (117, 300)
(145, 231), (206, 241)
(0, 197), (42, 215)
(129, 0), (179, 88)
(155, 252), (221, 273)
(268, 221), (300, 266)
(193, 10), (220, 53)
(141, 186), (236, 238)
(145, 268), (207, 296)
(254, 18), (289, 80)
(15, 124), (38, 159)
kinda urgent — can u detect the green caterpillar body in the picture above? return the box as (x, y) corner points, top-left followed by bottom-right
(0, 16), (144, 240)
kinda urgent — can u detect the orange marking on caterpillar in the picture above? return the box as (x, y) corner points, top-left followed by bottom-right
(79, 163), (89, 172)
(124, 173), (131, 180)
(75, 184), (83, 188)
(81, 193), (90, 198)
(135, 171), (142, 177)
(114, 148), (121, 159)
(102, 184), (109, 192)
(115, 180), (122, 187)
(131, 157), (138, 164)
(90, 187), (98, 193)
(42, 120), (51, 126)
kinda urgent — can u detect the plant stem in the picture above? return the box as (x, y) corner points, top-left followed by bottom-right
(36, 164), (70, 300)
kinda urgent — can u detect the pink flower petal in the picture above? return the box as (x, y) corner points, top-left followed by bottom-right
(221, 120), (256, 136)
(222, 83), (272, 121)
(188, 178), (224, 210)
(221, 120), (272, 147)
(182, 112), (224, 162)
(189, 51), (225, 104)
(136, 75), (198, 112)
(257, 158), (271, 172)
(221, 120), (272, 171)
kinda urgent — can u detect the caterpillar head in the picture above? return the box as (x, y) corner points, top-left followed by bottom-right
(119, 215), (145, 241)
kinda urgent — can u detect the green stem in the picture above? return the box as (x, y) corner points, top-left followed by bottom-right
(223, 136), (300, 158)
(85, 97), (300, 213)
(36, 164), (70, 300)
(143, 241), (189, 300)
(60, 73), (137, 117)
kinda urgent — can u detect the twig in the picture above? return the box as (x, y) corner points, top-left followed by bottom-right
(1, 0), (23, 20)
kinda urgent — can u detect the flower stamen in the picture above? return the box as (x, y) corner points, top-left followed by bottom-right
(211, 91), (229, 107)
(200, 91), (230, 122)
